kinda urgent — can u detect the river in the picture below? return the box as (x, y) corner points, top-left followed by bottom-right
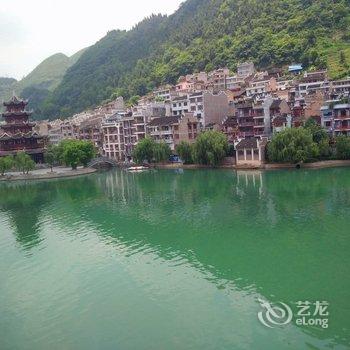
(0, 168), (349, 349)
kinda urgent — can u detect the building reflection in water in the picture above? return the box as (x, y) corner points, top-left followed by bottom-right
(0, 182), (53, 250)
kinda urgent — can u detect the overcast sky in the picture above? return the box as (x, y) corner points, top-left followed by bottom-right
(0, 0), (183, 80)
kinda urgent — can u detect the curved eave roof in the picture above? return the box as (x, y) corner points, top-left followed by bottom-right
(0, 132), (44, 140)
(1, 122), (35, 128)
(2, 111), (33, 117)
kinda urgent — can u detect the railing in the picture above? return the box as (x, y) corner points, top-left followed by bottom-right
(239, 122), (254, 127)
(334, 125), (350, 131)
(334, 114), (350, 120)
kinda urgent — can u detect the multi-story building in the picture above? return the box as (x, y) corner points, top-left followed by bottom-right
(171, 95), (189, 116)
(236, 101), (255, 139)
(221, 116), (238, 144)
(226, 75), (246, 90)
(147, 114), (199, 151)
(270, 100), (292, 133)
(246, 76), (277, 99)
(321, 101), (350, 136)
(237, 62), (256, 78)
(48, 126), (64, 145)
(188, 92), (204, 122)
(208, 68), (230, 91)
(331, 77), (350, 96)
(132, 109), (147, 143)
(202, 91), (231, 127)
(101, 114), (126, 161)
(78, 117), (103, 153)
(333, 103), (350, 136)
(297, 71), (330, 96)
(320, 103), (335, 135)
(154, 85), (173, 102)
(252, 102), (265, 138)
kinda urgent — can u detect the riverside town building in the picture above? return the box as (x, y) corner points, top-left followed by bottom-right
(37, 62), (350, 163)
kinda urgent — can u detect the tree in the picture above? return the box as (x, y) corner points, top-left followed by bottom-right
(132, 137), (156, 164)
(304, 118), (329, 143)
(335, 135), (350, 160)
(0, 156), (14, 176)
(304, 118), (331, 158)
(44, 145), (58, 172)
(176, 141), (193, 164)
(153, 141), (171, 163)
(77, 141), (96, 167)
(15, 152), (36, 174)
(62, 142), (84, 170)
(267, 128), (319, 163)
(192, 131), (228, 167)
(57, 139), (96, 169)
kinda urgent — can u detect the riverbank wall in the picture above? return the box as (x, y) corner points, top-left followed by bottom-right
(153, 159), (350, 170)
(0, 167), (97, 182)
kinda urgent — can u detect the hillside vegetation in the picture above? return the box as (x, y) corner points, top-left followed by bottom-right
(0, 49), (86, 116)
(23, 0), (350, 118)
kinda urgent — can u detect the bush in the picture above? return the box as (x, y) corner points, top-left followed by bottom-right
(132, 137), (171, 164)
(267, 128), (319, 163)
(44, 145), (59, 172)
(0, 156), (14, 176)
(15, 152), (36, 174)
(176, 141), (193, 164)
(132, 137), (156, 164)
(335, 135), (350, 159)
(192, 131), (228, 167)
(153, 141), (171, 163)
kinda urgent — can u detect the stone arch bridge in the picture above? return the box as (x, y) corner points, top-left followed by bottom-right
(88, 157), (119, 169)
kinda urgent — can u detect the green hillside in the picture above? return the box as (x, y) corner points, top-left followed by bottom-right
(17, 48), (87, 93)
(0, 49), (86, 118)
(34, 0), (350, 118)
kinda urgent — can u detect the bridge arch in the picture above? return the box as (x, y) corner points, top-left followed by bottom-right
(88, 157), (119, 169)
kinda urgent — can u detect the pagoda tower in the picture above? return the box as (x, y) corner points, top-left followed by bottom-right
(0, 95), (45, 162)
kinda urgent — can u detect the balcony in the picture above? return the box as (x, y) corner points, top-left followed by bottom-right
(253, 123), (265, 128)
(334, 114), (350, 120)
(334, 125), (350, 131)
(239, 122), (254, 127)
(150, 130), (172, 136)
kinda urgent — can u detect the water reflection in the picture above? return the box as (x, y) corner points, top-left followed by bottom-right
(0, 182), (52, 250)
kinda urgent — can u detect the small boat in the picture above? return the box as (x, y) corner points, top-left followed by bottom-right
(126, 166), (149, 173)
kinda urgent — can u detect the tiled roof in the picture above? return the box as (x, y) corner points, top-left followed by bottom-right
(270, 100), (282, 109)
(148, 116), (180, 127)
(236, 138), (258, 150)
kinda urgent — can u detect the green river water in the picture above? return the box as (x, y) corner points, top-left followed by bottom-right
(0, 168), (349, 350)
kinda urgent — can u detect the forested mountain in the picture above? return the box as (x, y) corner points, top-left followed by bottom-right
(0, 49), (86, 117)
(18, 50), (86, 93)
(32, 0), (350, 119)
